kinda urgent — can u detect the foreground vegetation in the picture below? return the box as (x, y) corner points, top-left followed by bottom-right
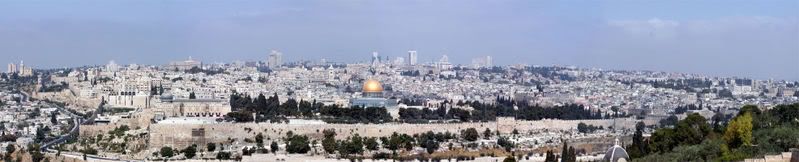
(629, 103), (799, 161)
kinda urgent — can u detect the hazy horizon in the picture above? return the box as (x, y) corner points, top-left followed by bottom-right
(1, 0), (797, 80)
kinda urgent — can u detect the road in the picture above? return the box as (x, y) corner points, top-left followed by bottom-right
(34, 95), (142, 162)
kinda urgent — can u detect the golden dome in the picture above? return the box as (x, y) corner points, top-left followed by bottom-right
(362, 79), (384, 93)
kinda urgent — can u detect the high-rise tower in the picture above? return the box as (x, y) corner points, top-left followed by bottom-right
(267, 50), (283, 68)
(408, 50), (418, 65)
(371, 51), (380, 65)
(485, 56), (493, 67)
(7, 63), (16, 74)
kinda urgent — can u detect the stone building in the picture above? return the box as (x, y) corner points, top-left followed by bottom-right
(155, 96), (231, 117)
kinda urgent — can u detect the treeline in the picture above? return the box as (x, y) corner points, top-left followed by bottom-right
(399, 70), (421, 77)
(226, 93), (391, 124)
(398, 107), (447, 123)
(320, 128), (468, 160)
(399, 98), (606, 122)
(629, 103), (799, 161)
(398, 99), (496, 123)
(497, 96), (606, 120)
(576, 122), (603, 133)
(514, 104), (604, 120)
(319, 106), (392, 124)
(184, 67), (226, 75)
(39, 81), (69, 92)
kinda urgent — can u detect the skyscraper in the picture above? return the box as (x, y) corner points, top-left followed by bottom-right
(18, 60), (24, 73)
(485, 56), (493, 67)
(267, 50), (283, 68)
(408, 50), (418, 65)
(7, 63), (16, 74)
(371, 51), (380, 65)
(106, 60), (119, 72)
(437, 55), (453, 70)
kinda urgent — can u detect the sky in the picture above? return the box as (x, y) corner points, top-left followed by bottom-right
(0, 0), (797, 80)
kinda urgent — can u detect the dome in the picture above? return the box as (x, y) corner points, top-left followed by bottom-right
(362, 79), (384, 93)
(603, 139), (629, 162)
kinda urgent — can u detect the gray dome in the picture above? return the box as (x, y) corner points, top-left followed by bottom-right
(159, 94), (174, 102)
(603, 139), (629, 162)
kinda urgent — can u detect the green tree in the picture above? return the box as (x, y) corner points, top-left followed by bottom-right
(423, 138), (439, 154)
(385, 133), (401, 151)
(255, 133), (264, 147)
(182, 144), (197, 159)
(339, 134), (364, 155)
(560, 142), (570, 162)
(659, 115), (678, 127)
(270, 141), (279, 153)
(50, 112), (58, 125)
(674, 113), (711, 145)
(364, 137), (379, 151)
(483, 128), (492, 139)
(503, 156), (517, 162)
(206, 143), (216, 152)
(286, 134), (311, 154)
(738, 105), (761, 116)
(628, 121), (649, 158)
(769, 103), (799, 124)
(216, 151), (231, 160)
(497, 136), (514, 152)
(30, 148), (45, 162)
(723, 112), (753, 148)
(159, 147), (174, 158)
(5, 144), (14, 155)
(322, 131), (337, 154)
(756, 124), (799, 152)
(462, 128), (479, 141)
(649, 128), (676, 153)
(321, 137), (337, 154)
(544, 150), (557, 162)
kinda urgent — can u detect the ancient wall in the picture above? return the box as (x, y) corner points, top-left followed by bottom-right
(79, 124), (119, 137)
(79, 110), (154, 138)
(496, 117), (637, 133)
(148, 118), (636, 149)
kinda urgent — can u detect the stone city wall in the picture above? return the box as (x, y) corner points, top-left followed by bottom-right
(148, 118), (636, 149)
(79, 124), (120, 138)
(79, 111), (154, 138)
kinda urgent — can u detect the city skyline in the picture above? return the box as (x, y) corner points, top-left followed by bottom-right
(1, 1), (797, 162)
(0, 0), (797, 80)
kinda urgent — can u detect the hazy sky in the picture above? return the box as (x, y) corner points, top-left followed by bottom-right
(0, 0), (797, 80)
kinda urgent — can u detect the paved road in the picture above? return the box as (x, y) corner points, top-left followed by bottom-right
(35, 96), (143, 162)
(39, 102), (83, 152)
